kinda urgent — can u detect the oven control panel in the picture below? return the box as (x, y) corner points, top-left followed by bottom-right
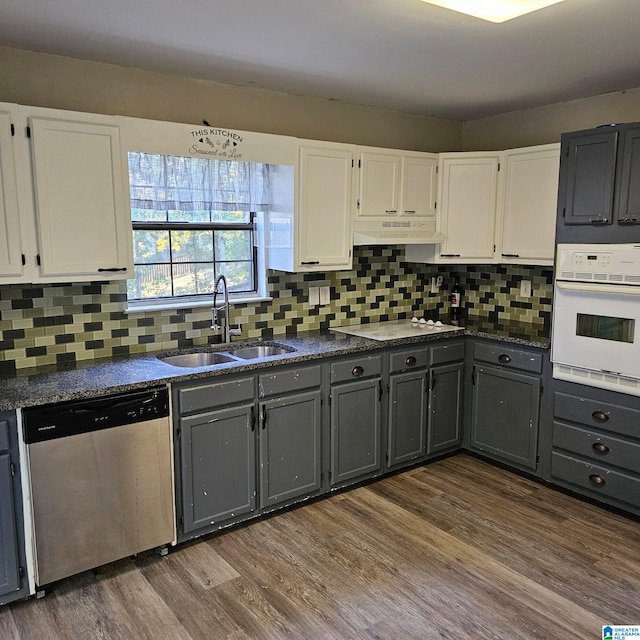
(557, 243), (640, 283)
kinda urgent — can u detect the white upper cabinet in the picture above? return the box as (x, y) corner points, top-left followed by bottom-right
(498, 143), (560, 265)
(295, 143), (355, 271)
(434, 152), (501, 262)
(406, 143), (560, 265)
(25, 108), (133, 281)
(357, 150), (437, 219)
(0, 104), (24, 279)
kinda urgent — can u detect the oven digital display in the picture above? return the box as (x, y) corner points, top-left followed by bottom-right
(576, 314), (635, 343)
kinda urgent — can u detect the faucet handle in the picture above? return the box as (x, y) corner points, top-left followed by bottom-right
(230, 324), (242, 337)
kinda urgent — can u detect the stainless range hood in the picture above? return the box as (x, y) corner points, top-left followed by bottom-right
(353, 219), (444, 245)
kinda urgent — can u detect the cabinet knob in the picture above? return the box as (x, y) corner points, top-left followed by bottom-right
(592, 410), (610, 422)
(405, 356), (417, 367)
(589, 474), (606, 486)
(592, 442), (610, 454)
(498, 354), (512, 363)
(351, 365), (364, 377)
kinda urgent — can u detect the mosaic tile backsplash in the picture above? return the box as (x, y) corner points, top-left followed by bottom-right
(0, 247), (553, 371)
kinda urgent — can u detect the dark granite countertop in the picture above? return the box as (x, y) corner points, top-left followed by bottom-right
(0, 319), (549, 410)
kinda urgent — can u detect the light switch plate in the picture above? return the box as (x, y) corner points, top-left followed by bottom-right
(309, 286), (320, 306)
(319, 286), (330, 305)
(520, 280), (532, 298)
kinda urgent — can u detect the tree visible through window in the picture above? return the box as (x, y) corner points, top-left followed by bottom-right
(127, 152), (271, 302)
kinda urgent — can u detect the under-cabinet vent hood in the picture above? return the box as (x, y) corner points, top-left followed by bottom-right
(353, 220), (444, 245)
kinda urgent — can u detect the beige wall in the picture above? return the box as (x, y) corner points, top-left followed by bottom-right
(463, 88), (640, 151)
(0, 46), (462, 152)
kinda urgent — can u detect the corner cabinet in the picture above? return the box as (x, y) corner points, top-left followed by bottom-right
(406, 143), (560, 266)
(556, 123), (640, 243)
(295, 142), (355, 271)
(466, 340), (543, 474)
(0, 104), (133, 284)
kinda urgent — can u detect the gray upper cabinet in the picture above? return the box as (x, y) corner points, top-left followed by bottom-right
(468, 341), (542, 473)
(557, 122), (640, 243)
(329, 355), (383, 487)
(0, 412), (27, 606)
(258, 365), (322, 509)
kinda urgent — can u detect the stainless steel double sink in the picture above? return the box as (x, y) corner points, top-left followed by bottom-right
(159, 343), (295, 368)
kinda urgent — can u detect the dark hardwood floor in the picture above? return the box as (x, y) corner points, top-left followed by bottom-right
(2, 454), (639, 639)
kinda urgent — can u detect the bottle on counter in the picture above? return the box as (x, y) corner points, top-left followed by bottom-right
(450, 280), (463, 320)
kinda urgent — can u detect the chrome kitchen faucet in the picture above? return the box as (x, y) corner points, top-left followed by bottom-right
(212, 274), (242, 343)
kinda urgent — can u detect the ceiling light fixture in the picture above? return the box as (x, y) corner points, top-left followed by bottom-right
(419, 0), (566, 23)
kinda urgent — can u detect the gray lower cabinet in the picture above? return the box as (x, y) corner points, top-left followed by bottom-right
(428, 341), (465, 455)
(387, 346), (430, 468)
(329, 354), (383, 487)
(177, 376), (256, 537)
(468, 340), (542, 472)
(0, 412), (27, 606)
(550, 381), (640, 515)
(258, 365), (322, 509)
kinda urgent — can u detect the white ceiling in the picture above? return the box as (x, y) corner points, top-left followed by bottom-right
(2, 0), (640, 121)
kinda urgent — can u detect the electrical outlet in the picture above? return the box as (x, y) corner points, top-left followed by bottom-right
(319, 286), (330, 305)
(431, 275), (443, 294)
(520, 280), (532, 298)
(309, 286), (320, 306)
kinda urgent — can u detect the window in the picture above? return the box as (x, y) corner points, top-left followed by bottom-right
(127, 152), (271, 304)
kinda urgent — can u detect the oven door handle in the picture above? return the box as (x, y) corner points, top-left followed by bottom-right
(555, 280), (640, 296)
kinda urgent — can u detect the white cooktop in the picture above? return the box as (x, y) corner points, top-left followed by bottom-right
(330, 319), (463, 341)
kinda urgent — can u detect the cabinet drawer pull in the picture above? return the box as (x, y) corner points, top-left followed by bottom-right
(98, 267), (128, 272)
(300, 261), (320, 265)
(404, 210), (416, 215)
(250, 406), (256, 432)
(405, 356), (417, 367)
(590, 218), (609, 225)
(589, 474), (606, 486)
(261, 405), (267, 429)
(498, 354), (512, 363)
(592, 410), (610, 422)
(385, 210), (397, 214)
(378, 379), (383, 401)
(592, 442), (610, 454)
(619, 217), (637, 224)
(440, 254), (461, 258)
(351, 365), (364, 377)
(501, 253), (520, 258)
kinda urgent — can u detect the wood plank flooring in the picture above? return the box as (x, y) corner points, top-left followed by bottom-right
(3, 454), (640, 639)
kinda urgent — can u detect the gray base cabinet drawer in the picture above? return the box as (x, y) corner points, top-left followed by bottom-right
(259, 365), (322, 397)
(553, 421), (640, 474)
(430, 340), (465, 366)
(554, 392), (640, 439)
(178, 376), (255, 414)
(330, 355), (382, 384)
(551, 451), (640, 508)
(389, 347), (429, 374)
(473, 342), (542, 374)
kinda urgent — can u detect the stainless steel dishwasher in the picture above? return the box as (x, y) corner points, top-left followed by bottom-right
(22, 386), (175, 587)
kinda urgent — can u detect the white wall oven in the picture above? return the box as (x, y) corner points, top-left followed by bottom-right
(552, 244), (640, 396)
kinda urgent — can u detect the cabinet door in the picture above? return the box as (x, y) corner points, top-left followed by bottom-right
(500, 145), (560, 264)
(180, 404), (256, 533)
(438, 154), (500, 261)
(470, 365), (540, 470)
(401, 155), (437, 218)
(29, 115), (132, 279)
(330, 378), (382, 485)
(388, 370), (427, 467)
(0, 107), (24, 279)
(259, 390), (322, 508)
(0, 452), (20, 598)
(561, 129), (617, 226)
(298, 145), (353, 270)
(427, 361), (463, 455)
(358, 152), (400, 218)
(614, 124), (640, 226)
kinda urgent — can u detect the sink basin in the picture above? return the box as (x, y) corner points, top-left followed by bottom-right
(228, 345), (295, 359)
(160, 352), (238, 368)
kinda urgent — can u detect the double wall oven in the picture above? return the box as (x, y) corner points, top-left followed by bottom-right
(552, 243), (640, 396)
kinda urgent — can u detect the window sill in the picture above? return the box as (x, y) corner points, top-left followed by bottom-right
(126, 295), (273, 314)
